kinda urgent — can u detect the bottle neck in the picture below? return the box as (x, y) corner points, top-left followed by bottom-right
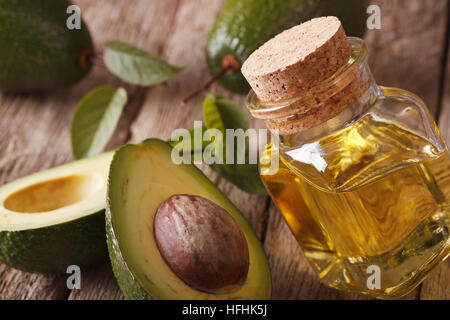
(246, 38), (381, 145)
(282, 72), (380, 148)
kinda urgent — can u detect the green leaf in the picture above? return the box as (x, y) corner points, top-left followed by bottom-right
(203, 92), (249, 156)
(168, 126), (209, 153)
(203, 92), (248, 133)
(104, 40), (183, 86)
(202, 92), (267, 195)
(71, 85), (127, 159)
(210, 161), (267, 195)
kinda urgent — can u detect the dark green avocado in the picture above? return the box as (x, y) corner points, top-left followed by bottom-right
(0, 0), (93, 91)
(206, 0), (369, 94)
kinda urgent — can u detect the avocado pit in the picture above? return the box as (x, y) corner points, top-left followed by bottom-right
(154, 194), (249, 294)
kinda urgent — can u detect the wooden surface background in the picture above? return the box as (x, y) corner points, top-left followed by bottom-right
(0, 0), (449, 300)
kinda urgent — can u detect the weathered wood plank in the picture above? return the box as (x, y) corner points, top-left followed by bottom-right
(420, 259), (450, 300)
(365, 0), (449, 117)
(437, 45), (450, 141)
(1, 0), (448, 300)
(68, 259), (124, 300)
(0, 267), (68, 300)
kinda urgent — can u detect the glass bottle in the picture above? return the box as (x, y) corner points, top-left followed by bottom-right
(244, 19), (450, 299)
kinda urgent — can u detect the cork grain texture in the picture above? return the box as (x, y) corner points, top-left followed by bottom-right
(242, 16), (351, 103)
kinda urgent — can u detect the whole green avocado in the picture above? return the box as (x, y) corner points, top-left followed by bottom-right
(206, 0), (369, 94)
(0, 0), (93, 92)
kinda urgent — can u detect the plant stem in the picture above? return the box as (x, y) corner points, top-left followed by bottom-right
(90, 55), (106, 68)
(182, 65), (232, 103)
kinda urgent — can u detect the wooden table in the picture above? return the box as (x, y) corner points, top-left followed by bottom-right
(0, 0), (449, 300)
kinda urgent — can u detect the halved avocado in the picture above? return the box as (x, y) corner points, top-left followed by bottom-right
(0, 152), (113, 273)
(106, 139), (271, 299)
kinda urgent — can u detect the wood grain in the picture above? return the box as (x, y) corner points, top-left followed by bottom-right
(68, 259), (124, 300)
(438, 43), (450, 141)
(365, 0), (449, 117)
(0, 267), (68, 300)
(421, 34), (450, 300)
(0, 0), (449, 300)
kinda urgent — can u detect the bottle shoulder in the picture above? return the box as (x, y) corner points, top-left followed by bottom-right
(375, 86), (445, 150)
(278, 110), (446, 192)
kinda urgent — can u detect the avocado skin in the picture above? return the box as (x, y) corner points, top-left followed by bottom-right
(106, 207), (152, 300)
(206, 0), (369, 94)
(0, 0), (93, 92)
(0, 210), (106, 274)
(105, 143), (153, 299)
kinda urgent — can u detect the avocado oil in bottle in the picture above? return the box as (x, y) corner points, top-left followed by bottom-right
(242, 17), (450, 298)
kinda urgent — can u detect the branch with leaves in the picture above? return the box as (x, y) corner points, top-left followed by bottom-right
(71, 41), (266, 195)
(169, 93), (267, 195)
(71, 40), (182, 159)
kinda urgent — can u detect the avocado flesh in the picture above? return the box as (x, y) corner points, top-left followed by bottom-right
(0, 0), (93, 91)
(0, 152), (113, 273)
(206, 0), (369, 94)
(107, 139), (271, 299)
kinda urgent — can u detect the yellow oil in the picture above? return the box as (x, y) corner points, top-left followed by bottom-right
(260, 114), (450, 298)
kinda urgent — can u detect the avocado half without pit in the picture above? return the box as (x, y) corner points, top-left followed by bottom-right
(0, 152), (113, 273)
(106, 139), (271, 299)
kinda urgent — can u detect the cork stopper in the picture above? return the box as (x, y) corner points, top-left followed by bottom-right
(242, 17), (370, 134)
